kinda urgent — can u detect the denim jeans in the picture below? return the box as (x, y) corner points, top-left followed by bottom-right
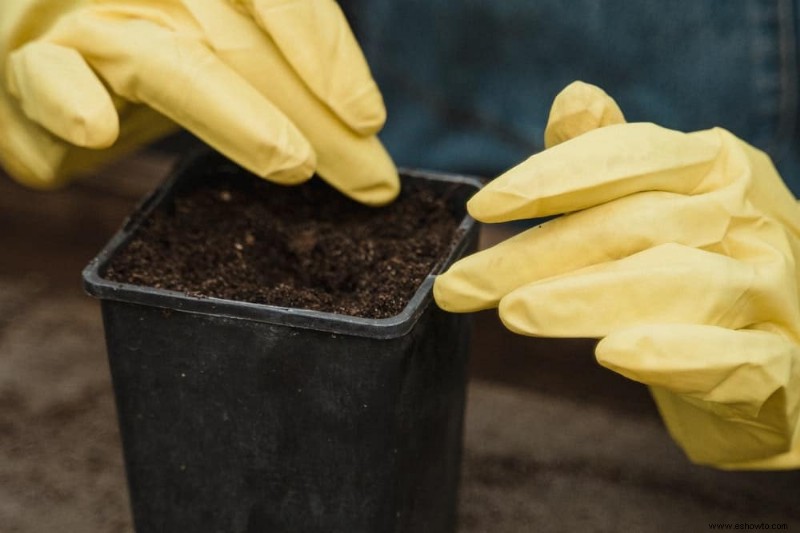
(343, 0), (800, 194)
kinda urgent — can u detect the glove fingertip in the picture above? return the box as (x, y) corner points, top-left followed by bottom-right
(67, 101), (120, 149)
(335, 82), (386, 136)
(544, 81), (626, 149)
(255, 143), (317, 185)
(263, 159), (316, 185)
(433, 267), (497, 313)
(7, 41), (120, 149)
(432, 274), (459, 312)
(594, 333), (635, 372)
(595, 324), (673, 370)
(344, 170), (399, 206)
(465, 190), (505, 222)
(497, 292), (543, 336)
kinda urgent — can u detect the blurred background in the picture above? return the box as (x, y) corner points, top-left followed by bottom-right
(1, 138), (799, 532)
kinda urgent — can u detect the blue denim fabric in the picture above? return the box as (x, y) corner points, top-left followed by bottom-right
(343, 0), (800, 195)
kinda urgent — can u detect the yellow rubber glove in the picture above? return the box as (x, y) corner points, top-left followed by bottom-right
(435, 81), (800, 470)
(0, 0), (399, 206)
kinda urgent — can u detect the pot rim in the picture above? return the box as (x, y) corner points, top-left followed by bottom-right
(82, 151), (481, 339)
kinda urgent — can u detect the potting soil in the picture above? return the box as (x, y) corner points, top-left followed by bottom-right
(104, 174), (462, 318)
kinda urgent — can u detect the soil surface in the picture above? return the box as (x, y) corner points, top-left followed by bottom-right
(104, 173), (464, 318)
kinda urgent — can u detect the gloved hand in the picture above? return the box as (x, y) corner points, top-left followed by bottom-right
(0, 0), (399, 206)
(435, 81), (800, 469)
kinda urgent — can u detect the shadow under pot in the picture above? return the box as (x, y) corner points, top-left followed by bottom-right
(83, 150), (481, 533)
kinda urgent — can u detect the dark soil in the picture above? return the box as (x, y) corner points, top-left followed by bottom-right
(103, 173), (464, 318)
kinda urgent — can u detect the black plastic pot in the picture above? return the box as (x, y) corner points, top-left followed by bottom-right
(83, 151), (481, 533)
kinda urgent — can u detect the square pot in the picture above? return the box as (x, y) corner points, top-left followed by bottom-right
(83, 150), (481, 533)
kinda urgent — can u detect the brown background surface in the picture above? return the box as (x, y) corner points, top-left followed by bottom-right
(1, 150), (799, 532)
